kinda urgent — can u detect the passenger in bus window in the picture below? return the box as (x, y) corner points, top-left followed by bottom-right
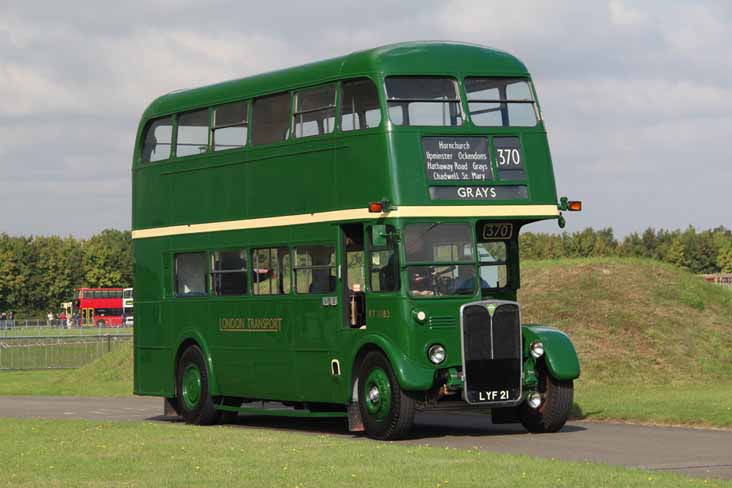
(309, 247), (336, 293)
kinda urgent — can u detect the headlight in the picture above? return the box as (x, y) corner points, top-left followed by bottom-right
(428, 344), (446, 364)
(530, 341), (544, 359)
(527, 392), (542, 409)
(413, 310), (427, 324)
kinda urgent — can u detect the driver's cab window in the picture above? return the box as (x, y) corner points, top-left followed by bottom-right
(369, 225), (399, 292)
(477, 242), (508, 289)
(404, 224), (475, 297)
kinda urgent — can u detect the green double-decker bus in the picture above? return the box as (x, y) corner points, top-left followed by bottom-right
(132, 41), (581, 440)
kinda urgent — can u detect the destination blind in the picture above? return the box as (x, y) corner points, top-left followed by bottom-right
(422, 137), (493, 182)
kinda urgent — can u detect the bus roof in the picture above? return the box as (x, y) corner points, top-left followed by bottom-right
(141, 42), (529, 120)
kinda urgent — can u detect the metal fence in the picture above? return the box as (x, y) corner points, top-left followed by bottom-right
(701, 274), (732, 288)
(0, 323), (132, 370)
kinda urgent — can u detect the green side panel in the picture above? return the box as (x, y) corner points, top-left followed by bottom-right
(522, 325), (581, 380)
(134, 347), (171, 396)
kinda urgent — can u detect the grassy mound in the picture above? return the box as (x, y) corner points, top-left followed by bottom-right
(519, 257), (732, 385)
(0, 343), (132, 397)
(59, 342), (133, 396)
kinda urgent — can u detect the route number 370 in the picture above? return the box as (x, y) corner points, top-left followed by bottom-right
(497, 148), (521, 166)
(482, 223), (513, 240)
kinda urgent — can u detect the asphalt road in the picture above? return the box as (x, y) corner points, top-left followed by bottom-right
(1, 396), (731, 480)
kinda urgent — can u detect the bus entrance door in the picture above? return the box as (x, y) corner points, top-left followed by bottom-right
(82, 308), (94, 327)
(342, 224), (366, 329)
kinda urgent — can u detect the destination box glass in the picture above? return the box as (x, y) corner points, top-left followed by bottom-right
(422, 137), (493, 182)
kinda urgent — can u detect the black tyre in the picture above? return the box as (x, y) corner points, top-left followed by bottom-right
(357, 351), (415, 440)
(219, 411), (238, 424)
(175, 345), (221, 425)
(519, 361), (573, 433)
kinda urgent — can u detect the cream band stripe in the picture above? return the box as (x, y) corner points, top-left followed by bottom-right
(131, 205), (560, 240)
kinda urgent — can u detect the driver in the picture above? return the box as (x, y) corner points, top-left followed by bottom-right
(405, 237), (434, 296)
(454, 266), (489, 295)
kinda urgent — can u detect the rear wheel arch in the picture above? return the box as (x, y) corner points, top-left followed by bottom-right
(172, 334), (221, 397)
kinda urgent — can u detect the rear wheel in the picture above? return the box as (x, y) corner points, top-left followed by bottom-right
(519, 362), (573, 433)
(176, 345), (220, 425)
(357, 351), (415, 440)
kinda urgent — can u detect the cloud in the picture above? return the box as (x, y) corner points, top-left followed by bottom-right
(0, 0), (730, 236)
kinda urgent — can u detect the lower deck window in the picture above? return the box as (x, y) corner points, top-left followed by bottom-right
(252, 247), (290, 295)
(293, 246), (336, 294)
(211, 250), (247, 296)
(175, 253), (207, 297)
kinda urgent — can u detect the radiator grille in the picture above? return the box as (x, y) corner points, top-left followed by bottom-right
(461, 302), (522, 404)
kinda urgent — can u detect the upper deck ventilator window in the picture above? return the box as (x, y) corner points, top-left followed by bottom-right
(464, 78), (537, 127)
(176, 109), (210, 157)
(213, 101), (248, 151)
(293, 84), (336, 138)
(385, 77), (463, 127)
(341, 79), (381, 131)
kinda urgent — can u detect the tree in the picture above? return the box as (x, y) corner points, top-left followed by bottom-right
(82, 229), (133, 288)
(664, 237), (686, 269)
(35, 236), (84, 310)
(718, 243), (732, 273)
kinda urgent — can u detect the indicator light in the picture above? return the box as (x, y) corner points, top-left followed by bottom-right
(368, 202), (384, 213)
(568, 201), (582, 212)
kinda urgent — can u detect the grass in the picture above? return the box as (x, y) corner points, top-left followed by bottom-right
(519, 257), (732, 428)
(0, 344), (132, 396)
(520, 258), (732, 385)
(0, 326), (132, 337)
(573, 383), (732, 428)
(0, 335), (131, 370)
(1, 418), (729, 488)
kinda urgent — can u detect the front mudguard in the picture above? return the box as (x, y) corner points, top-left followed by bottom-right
(522, 324), (580, 381)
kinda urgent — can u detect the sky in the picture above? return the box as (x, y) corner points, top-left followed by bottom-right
(1, 0), (730, 237)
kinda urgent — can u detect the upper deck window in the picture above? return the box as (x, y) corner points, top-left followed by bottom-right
(213, 101), (248, 151)
(252, 92), (291, 146)
(175, 109), (209, 157)
(141, 116), (172, 163)
(293, 84), (336, 138)
(464, 78), (537, 127)
(385, 77), (463, 127)
(341, 78), (381, 131)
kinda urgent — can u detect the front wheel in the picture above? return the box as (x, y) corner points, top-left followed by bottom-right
(519, 362), (573, 433)
(357, 351), (415, 440)
(176, 345), (220, 425)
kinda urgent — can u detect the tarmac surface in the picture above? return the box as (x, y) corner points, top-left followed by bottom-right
(1, 395), (731, 480)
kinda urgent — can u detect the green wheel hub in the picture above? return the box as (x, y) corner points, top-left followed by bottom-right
(364, 368), (391, 421)
(181, 363), (202, 410)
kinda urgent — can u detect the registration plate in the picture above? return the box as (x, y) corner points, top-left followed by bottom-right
(477, 390), (510, 402)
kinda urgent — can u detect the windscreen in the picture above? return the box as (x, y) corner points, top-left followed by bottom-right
(404, 224), (475, 297)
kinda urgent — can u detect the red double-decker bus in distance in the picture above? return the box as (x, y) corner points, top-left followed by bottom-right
(74, 288), (124, 327)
